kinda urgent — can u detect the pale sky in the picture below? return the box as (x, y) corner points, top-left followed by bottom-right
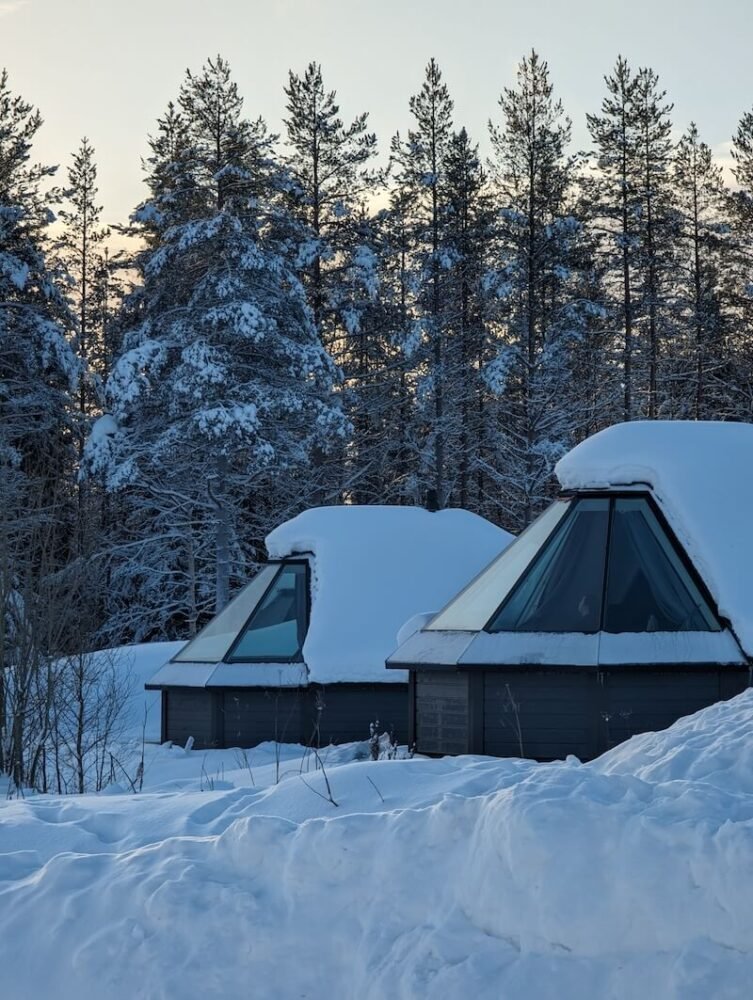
(2, 0), (753, 229)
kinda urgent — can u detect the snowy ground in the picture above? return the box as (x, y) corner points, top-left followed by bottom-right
(2, 649), (753, 998)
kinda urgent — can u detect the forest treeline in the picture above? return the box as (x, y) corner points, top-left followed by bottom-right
(3, 50), (753, 665)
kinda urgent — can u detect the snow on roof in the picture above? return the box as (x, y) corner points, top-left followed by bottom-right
(556, 420), (753, 655)
(265, 505), (512, 683)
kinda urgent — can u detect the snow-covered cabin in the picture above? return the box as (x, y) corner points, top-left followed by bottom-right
(388, 422), (753, 760)
(147, 505), (511, 749)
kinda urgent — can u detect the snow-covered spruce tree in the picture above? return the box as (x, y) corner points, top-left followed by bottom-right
(0, 70), (78, 481)
(86, 57), (347, 640)
(0, 70), (81, 787)
(485, 51), (592, 530)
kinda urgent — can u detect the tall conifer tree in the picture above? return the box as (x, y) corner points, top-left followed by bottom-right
(486, 51), (586, 528)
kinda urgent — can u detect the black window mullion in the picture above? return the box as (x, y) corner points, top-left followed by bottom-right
(598, 497), (615, 633)
(224, 563), (284, 662)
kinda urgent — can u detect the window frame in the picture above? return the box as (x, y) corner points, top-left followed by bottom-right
(223, 557), (311, 664)
(483, 490), (723, 635)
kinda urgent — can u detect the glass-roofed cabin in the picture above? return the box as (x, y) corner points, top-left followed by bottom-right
(388, 422), (753, 760)
(146, 505), (511, 749)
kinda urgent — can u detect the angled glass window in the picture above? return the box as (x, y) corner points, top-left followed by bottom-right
(226, 561), (309, 662)
(172, 564), (279, 663)
(488, 498), (610, 633)
(428, 499), (571, 631)
(604, 498), (720, 632)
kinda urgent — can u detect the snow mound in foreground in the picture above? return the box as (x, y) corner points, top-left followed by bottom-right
(2, 695), (753, 999)
(594, 686), (753, 793)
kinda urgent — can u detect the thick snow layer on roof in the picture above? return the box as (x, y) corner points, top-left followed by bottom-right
(265, 505), (512, 683)
(556, 421), (753, 655)
(391, 628), (745, 668)
(147, 660), (308, 689)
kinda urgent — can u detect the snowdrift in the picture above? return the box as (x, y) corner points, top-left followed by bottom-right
(2, 691), (753, 998)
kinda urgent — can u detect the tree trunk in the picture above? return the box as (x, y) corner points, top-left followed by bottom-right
(214, 455), (231, 613)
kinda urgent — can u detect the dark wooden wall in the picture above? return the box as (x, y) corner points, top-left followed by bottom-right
(160, 683), (409, 749)
(484, 671), (599, 760)
(411, 666), (750, 761)
(415, 672), (469, 754)
(162, 689), (221, 750)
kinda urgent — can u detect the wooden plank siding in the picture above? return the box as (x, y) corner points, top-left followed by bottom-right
(484, 671), (599, 761)
(603, 670), (716, 749)
(162, 684), (408, 749)
(411, 666), (750, 761)
(314, 686), (409, 748)
(163, 689), (220, 749)
(415, 672), (469, 755)
(222, 689), (303, 748)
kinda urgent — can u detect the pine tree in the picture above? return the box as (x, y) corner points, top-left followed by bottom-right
(586, 56), (642, 421)
(391, 59), (455, 507)
(338, 201), (415, 505)
(587, 59), (676, 420)
(364, 172), (424, 504)
(486, 51), (587, 528)
(56, 138), (110, 423)
(633, 67), (675, 418)
(671, 123), (732, 419)
(726, 108), (753, 415)
(283, 61), (377, 354)
(86, 57), (347, 638)
(441, 127), (496, 513)
(282, 63), (379, 504)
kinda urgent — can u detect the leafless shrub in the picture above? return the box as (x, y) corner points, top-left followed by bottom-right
(299, 746), (338, 807)
(501, 682), (524, 758)
(1, 474), (132, 795)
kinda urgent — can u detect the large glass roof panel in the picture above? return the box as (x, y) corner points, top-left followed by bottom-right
(172, 564), (279, 663)
(226, 561), (308, 662)
(427, 499), (571, 631)
(604, 498), (720, 632)
(488, 498), (610, 633)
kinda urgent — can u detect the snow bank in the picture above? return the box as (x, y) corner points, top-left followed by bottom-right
(556, 421), (753, 654)
(266, 505), (512, 683)
(2, 691), (753, 998)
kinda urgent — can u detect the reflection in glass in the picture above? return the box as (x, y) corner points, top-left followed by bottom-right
(604, 499), (719, 632)
(489, 499), (610, 633)
(227, 562), (308, 661)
